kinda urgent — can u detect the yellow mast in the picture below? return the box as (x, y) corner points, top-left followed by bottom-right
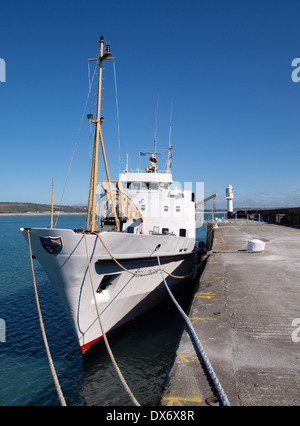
(86, 37), (119, 232)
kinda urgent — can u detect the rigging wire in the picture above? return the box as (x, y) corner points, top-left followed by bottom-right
(54, 61), (98, 228)
(113, 60), (121, 176)
(88, 61), (94, 170)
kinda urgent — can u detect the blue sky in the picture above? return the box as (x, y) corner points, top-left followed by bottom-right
(1, 0), (300, 209)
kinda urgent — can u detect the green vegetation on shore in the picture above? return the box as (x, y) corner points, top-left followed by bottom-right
(0, 202), (87, 214)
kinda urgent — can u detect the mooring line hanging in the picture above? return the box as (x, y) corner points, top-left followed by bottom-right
(156, 253), (230, 407)
(91, 230), (229, 404)
(83, 233), (140, 407)
(26, 230), (67, 407)
(95, 232), (206, 279)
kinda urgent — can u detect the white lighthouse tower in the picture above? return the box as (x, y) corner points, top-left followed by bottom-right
(226, 184), (234, 218)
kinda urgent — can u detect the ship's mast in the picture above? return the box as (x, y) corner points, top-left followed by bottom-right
(86, 37), (119, 232)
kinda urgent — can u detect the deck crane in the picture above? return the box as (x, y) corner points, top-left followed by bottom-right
(195, 193), (218, 208)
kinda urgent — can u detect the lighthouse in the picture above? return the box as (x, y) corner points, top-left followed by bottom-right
(226, 184), (234, 218)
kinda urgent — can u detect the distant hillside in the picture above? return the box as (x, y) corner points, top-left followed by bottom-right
(0, 202), (87, 214)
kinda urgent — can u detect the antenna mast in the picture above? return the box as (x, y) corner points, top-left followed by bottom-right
(154, 96), (159, 157)
(167, 104), (173, 172)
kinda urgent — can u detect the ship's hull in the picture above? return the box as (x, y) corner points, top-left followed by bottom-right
(21, 228), (196, 355)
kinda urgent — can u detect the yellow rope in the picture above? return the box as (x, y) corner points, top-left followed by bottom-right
(93, 232), (263, 281)
(83, 233), (140, 407)
(94, 232), (206, 280)
(27, 230), (67, 407)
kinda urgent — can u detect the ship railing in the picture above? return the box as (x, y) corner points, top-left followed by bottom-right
(204, 217), (264, 226)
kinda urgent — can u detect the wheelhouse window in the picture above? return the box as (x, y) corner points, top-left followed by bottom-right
(127, 182), (141, 190)
(127, 182), (149, 190)
(159, 183), (169, 190)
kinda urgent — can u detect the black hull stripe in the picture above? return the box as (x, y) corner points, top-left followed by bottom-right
(95, 251), (196, 266)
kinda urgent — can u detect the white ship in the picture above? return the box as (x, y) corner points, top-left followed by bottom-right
(21, 38), (197, 356)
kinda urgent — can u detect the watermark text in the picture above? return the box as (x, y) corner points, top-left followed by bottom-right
(0, 318), (6, 343)
(292, 318), (300, 343)
(0, 58), (6, 83)
(291, 58), (300, 82)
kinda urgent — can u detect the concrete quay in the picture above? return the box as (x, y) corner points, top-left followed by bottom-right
(161, 222), (300, 406)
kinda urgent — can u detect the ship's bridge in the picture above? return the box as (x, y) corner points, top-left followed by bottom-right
(116, 171), (195, 239)
(119, 171), (173, 189)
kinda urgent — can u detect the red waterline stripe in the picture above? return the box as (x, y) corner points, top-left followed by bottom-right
(80, 336), (103, 354)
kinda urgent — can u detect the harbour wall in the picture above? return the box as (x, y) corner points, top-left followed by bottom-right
(161, 221), (300, 406)
(236, 206), (300, 226)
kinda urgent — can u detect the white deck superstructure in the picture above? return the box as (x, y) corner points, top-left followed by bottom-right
(99, 170), (195, 239)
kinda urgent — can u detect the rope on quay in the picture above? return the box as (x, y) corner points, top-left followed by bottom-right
(212, 249), (265, 254)
(83, 233), (140, 407)
(156, 252), (230, 407)
(26, 230), (67, 407)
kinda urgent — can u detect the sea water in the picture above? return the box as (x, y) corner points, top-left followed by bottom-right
(0, 213), (221, 406)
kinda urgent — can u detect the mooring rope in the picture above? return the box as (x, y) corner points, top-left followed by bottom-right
(212, 249), (265, 254)
(94, 232), (205, 279)
(156, 253), (230, 407)
(26, 230), (67, 406)
(83, 233), (140, 407)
